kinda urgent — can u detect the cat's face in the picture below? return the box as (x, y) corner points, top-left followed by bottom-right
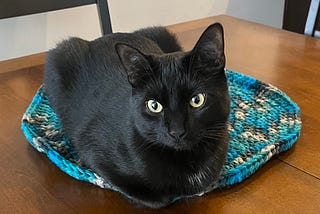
(117, 23), (230, 151)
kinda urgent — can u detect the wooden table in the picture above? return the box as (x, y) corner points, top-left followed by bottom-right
(1, 15), (319, 213)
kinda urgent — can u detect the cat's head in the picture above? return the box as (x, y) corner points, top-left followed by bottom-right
(116, 23), (230, 151)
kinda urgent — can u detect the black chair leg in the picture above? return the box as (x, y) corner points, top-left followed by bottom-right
(97, 0), (113, 35)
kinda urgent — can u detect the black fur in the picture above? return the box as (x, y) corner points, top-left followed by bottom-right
(44, 23), (230, 208)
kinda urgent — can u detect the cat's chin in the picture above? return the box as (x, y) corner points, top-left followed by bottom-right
(163, 138), (199, 152)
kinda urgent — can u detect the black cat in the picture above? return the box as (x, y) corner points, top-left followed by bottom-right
(44, 23), (230, 208)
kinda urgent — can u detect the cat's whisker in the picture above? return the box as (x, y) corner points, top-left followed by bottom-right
(202, 135), (226, 140)
(135, 143), (148, 154)
(197, 128), (227, 139)
(135, 139), (154, 154)
(200, 132), (227, 142)
(204, 129), (226, 133)
(203, 131), (227, 136)
(206, 122), (228, 127)
(136, 143), (152, 154)
(205, 126), (228, 131)
(205, 130), (227, 134)
(136, 136), (160, 155)
(159, 143), (167, 155)
(203, 134), (225, 137)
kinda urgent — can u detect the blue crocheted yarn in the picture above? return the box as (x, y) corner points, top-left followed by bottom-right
(21, 69), (301, 201)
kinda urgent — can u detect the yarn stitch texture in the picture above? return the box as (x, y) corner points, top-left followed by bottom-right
(21, 69), (302, 202)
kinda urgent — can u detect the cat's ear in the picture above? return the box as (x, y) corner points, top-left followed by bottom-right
(189, 23), (225, 74)
(116, 43), (151, 87)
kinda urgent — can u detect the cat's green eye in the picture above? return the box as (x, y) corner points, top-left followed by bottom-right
(190, 93), (205, 108)
(146, 100), (163, 113)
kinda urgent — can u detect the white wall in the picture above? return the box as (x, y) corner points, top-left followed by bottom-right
(0, 13), (47, 60)
(0, 0), (284, 61)
(0, 5), (101, 61)
(109, 0), (230, 32)
(226, 0), (284, 28)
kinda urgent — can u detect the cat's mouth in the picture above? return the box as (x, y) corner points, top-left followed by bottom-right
(172, 142), (192, 151)
(167, 135), (198, 151)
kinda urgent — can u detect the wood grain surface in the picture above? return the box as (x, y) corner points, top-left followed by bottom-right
(0, 15), (319, 213)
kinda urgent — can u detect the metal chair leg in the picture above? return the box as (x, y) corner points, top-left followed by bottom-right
(97, 0), (113, 35)
(304, 0), (320, 37)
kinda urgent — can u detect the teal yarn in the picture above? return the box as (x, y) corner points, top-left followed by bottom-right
(21, 69), (302, 202)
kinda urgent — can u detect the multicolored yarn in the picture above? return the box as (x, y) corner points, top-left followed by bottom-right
(21, 69), (302, 202)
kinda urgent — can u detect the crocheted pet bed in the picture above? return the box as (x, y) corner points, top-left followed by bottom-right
(21, 69), (301, 202)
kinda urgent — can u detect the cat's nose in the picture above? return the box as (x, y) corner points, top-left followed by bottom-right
(169, 129), (185, 139)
